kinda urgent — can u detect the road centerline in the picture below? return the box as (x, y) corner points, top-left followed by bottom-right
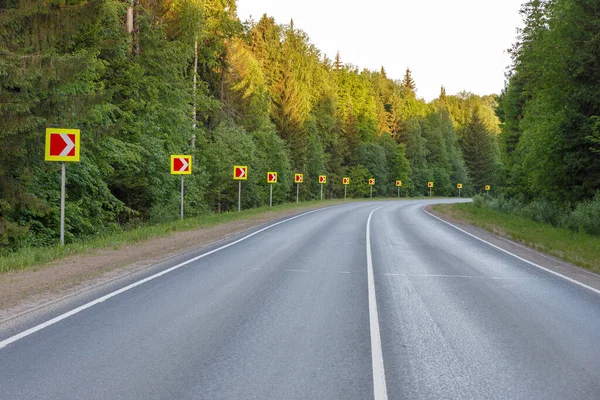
(366, 205), (389, 400)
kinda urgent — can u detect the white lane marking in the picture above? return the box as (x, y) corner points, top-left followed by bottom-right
(0, 206), (340, 350)
(423, 208), (600, 296)
(366, 206), (389, 400)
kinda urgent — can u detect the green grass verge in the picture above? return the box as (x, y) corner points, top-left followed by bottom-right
(431, 203), (600, 274)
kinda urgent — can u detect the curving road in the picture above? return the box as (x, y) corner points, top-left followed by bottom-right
(1, 200), (599, 399)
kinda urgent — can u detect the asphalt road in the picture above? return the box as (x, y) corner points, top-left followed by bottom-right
(1, 200), (599, 399)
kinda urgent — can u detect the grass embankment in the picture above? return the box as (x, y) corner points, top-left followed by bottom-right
(0, 199), (358, 274)
(432, 203), (600, 274)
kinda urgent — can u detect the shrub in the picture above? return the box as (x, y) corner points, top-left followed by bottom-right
(472, 194), (487, 208)
(519, 200), (563, 226)
(562, 192), (600, 235)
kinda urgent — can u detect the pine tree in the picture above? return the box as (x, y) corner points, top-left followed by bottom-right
(334, 51), (343, 71)
(460, 111), (495, 191)
(401, 68), (417, 97)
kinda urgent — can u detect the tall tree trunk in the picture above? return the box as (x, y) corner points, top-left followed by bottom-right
(127, 0), (140, 55)
(192, 38), (198, 129)
(191, 38), (198, 149)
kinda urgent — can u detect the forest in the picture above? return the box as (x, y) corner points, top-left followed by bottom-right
(0, 0), (597, 251)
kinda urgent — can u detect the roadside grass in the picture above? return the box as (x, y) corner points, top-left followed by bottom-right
(0, 197), (420, 274)
(432, 203), (600, 274)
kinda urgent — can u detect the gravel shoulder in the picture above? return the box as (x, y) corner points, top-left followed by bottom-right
(425, 205), (600, 293)
(0, 205), (333, 322)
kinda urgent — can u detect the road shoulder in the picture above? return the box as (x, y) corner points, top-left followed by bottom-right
(425, 205), (600, 293)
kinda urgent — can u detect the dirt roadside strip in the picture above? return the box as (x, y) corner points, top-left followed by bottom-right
(0, 204), (348, 323)
(425, 205), (600, 293)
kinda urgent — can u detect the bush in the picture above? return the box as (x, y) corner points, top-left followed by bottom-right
(472, 194), (487, 208)
(519, 199), (563, 226)
(562, 192), (600, 235)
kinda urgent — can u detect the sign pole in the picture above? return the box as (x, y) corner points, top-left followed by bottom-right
(238, 180), (242, 212)
(459, 188), (461, 198)
(370, 185), (373, 199)
(429, 187), (432, 198)
(344, 185), (347, 200)
(397, 186), (400, 198)
(270, 184), (273, 207)
(181, 176), (184, 220)
(60, 162), (66, 246)
(296, 183), (299, 203)
(320, 184), (323, 201)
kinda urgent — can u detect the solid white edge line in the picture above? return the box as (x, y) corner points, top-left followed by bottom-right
(423, 207), (600, 296)
(366, 206), (389, 400)
(0, 206), (338, 350)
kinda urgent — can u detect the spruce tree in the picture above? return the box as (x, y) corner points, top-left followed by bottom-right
(401, 68), (417, 97)
(334, 51), (343, 71)
(460, 111), (495, 191)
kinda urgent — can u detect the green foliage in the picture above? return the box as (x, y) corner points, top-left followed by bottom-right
(0, 0), (476, 255)
(472, 191), (600, 238)
(460, 113), (498, 192)
(347, 165), (371, 198)
(562, 192), (600, 236)
(499, 0), (600, 204)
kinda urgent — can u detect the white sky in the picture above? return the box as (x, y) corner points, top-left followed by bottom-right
(236, 0), (525, 101)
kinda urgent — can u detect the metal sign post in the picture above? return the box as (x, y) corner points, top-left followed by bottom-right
(294, 174), (303, 203)
(60, 163), (66, 245)
(171, 155), (192, 219)
(233, 166), (248, 212)
(318, 176), (326, 200)
(45, 128), (81, 246)
(266, 172), (277, 207)
(342, 177), (350, 199)
(181, 176), (184, 220)
(370, 185), (373, 199)
(459, 188), (461, 198)
(238, 180), (242, 212)
(397, 186), (400, 198)
(429, 187), (432, 198)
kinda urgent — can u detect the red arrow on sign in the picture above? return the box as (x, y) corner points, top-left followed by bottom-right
(49, 133), (76, 157)
(173, 157), (189, 172)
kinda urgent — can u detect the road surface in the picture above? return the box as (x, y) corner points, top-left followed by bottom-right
(1, 200), (599, 399)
